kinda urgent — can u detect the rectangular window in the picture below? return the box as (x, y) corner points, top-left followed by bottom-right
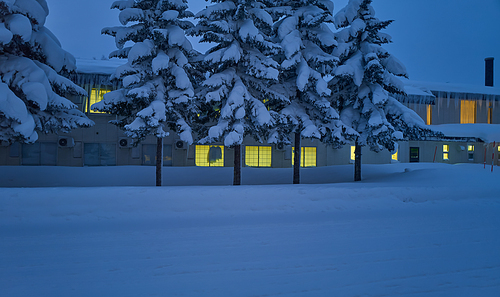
(88, 88), (110, 114)
(142, 144), (172, 166)
(460, 100), (476, 124)
(488, 103), (493, 124)
(410, 147), (419, 163)
(467, 144), (474, 161)
(426, 105), (432, 125)
(195, 145), (224, 167)
(350, 146), (355, 162)
(292, 147), (317, 167)
(245, 146), (271, 167)
(21, 143), (57, 166)
(84, 143), (116, 166)
(443, 144), (449, 161)
(392, 150), (398, 161)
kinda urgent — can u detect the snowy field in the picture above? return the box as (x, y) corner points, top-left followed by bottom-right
(1, 163), (500, 296)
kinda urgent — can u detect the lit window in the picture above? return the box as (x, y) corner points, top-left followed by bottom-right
(292, 147), (317, 167)
(467, 144), (474, 161)
(488, 103), (493, 124)
(245, 146), (272, 167)
(443, 144), (449, 160)
(350, 146), (355, 162)
(195, 145), (224, 167)
(426, 105), (432, 125)
(88, 88), (110, 113)
(392, 150), (398, 161)
(460, 100), (476, 124)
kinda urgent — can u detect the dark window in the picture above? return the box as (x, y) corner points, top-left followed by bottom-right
(142, 144), (172, 166)
(21, 143), (57, 165)
(410, 147), (419, 163)
(84, 143), (116, 166)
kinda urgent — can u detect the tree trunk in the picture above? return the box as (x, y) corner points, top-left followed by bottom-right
(156, 136), (162, 187)
(293, 132), (301, 184)
(354, 139), (362, 182)
(233, 144), (241, 186)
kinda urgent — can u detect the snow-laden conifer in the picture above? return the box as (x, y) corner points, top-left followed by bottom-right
(190, 0), (282, 147)
(271, 0), (357, 183)
(330, 0), (439, 181)
(0, 0), (93, 144)
(96, 0), (196, 144)
(190, 0), (284, 185)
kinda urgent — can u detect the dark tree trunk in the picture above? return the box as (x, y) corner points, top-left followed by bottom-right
(293, 132), (301, 184)
(233, 144), (241, 186)
(354, 139), (362, 182)
(156, 136), (162, 187)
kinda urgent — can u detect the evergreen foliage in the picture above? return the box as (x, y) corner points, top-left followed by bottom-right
(330, 0), (438, 153)
(271, 0), (357, 147)
(189, 0), (283, 147)
(95, 0), (196, 144)
(0, 0), (93, 144)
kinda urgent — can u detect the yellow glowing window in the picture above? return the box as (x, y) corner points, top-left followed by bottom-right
(426, 105), (432, 125)
(460, 100), (476, 124)
(443, 144), (449, 160)
(292, 147), (317, 167)
(245, 146), (272, 167)
(488, 103), (493, 124)
(88, 88), (110, 113)
(467, 144), (474, 160)
(195, 145), (224, 167)
(350, 146), (355, 161)
(392, 150), (398, 161)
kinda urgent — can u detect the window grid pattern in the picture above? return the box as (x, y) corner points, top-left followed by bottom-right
(292, 147), (317, 167)
(88, 88), (110, 113)
(443, 144), (449, 160)
(195, 145), (224, 167)
(245, 146), (272, 167)
(460, 100), (476, 124)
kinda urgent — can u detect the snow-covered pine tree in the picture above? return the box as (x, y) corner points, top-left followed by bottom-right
(96, 0), (196, 186)
(330, 0), (439, 181)
(0, 0), (93, 144)
(272, 0), (357, 184)
(190, 0), (283, 185)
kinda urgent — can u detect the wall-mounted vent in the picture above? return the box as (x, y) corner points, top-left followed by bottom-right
(58, 137), (75, 148)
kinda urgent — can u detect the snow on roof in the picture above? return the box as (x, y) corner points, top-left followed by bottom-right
(73, 59), (500, 102)
(405, 80), (500, 101)
(76, 58), (123, 75)
(434, 124), (500, 143)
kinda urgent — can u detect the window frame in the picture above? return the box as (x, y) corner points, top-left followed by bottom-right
(443, 144), (449, 161)
(245, 145), (272, 167)
(195, 145), (224, 167)
(292, 146), (317, 167)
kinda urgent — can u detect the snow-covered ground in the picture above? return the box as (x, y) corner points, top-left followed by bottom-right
(1, 163), (499, 296)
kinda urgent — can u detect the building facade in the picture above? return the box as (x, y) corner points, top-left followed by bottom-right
(2, 59), (500, 168)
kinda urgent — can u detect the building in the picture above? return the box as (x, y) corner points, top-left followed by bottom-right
(2, 59), (500, 168)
